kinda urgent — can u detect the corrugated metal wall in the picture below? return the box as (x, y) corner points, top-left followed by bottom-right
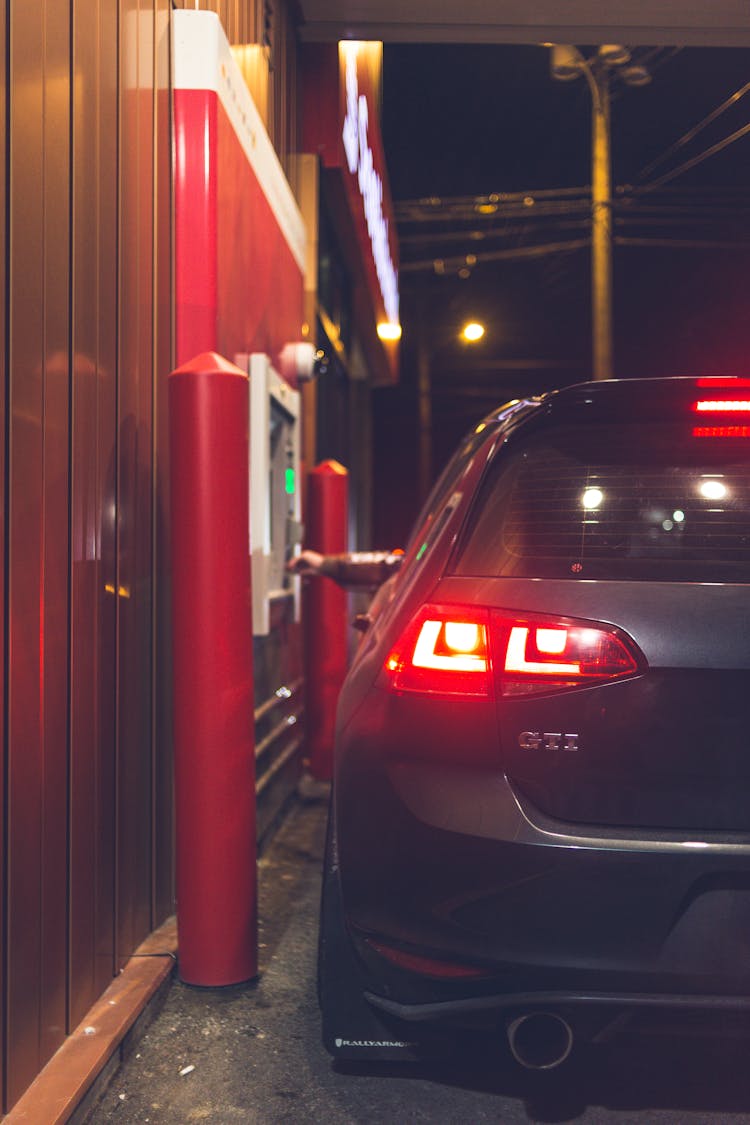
(1, 0), (173, 1110)
(1, 0), (304, 1110)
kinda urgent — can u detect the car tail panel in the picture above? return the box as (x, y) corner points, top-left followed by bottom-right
(431, 575), (750, 833)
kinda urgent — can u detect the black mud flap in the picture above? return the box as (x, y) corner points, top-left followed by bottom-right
(318, 807), (450, 1063)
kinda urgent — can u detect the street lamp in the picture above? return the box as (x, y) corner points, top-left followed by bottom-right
(551, 45), (651, 381)
(377, 320), (403, 341)
(462, 321), (485, 343)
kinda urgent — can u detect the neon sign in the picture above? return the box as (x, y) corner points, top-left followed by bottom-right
(342, 46), (400, 329)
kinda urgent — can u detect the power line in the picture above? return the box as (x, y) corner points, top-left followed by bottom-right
(636, 79), (750, 181)
(625, 183), (750, 195)
(640, 121), (750, 190)
(401, 230), (750, 275)
(400, 219), (592, 248)
(393, 187), (591, 223)
(634, 46), (682, 75)
(395, 178), (750, 275)
(615, 235), (750, 250)
(396, 187), (750, 230)
(400, 238), (590, 274)
(398, 201), (750, 237)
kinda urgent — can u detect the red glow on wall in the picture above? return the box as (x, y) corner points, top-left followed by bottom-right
(173, 39), (304, 380)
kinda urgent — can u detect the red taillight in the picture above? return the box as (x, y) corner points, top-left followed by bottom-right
(694, 425), (750, 438)
(385, 606), (491, 696)
(496, 617), (640, 697)
(693, 399), (750, 413)
(691, 392), (750, 437)
(696, 378), (750, 388)
(384, 605), (642, 698)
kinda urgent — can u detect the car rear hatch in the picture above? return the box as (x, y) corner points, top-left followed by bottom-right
(444, 378), (750, 833)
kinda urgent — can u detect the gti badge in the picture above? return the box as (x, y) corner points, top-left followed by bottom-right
(519, 731), (579, 752)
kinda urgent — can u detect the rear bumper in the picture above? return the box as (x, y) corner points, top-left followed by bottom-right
(335, 750), (750, 1000)
(361, 984), (750, 1057)
(366, 987), (750, 1025)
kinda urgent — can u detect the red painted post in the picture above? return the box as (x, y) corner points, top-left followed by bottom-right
(304, 461), (349, 781)
(168, 351), (257, 986)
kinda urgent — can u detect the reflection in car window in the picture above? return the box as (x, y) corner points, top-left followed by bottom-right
(405, 418), (501, 556)
(413, 490), (463, 562)
(453, 422), (750, 583)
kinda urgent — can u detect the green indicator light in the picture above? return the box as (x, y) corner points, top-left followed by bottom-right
(285, 467), (296, 495)
(416, 542), (428, 561)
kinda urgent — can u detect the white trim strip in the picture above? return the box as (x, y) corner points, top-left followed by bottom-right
(172, 10), (306, 273)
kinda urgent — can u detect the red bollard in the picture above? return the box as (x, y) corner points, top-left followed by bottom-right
(304, 461), (349, 781)
(168, 351), (257, 986)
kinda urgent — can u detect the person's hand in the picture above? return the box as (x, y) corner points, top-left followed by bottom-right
(286, 549), (325, 577)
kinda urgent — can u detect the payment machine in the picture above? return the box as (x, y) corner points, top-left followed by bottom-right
(240, 352), (303, 635)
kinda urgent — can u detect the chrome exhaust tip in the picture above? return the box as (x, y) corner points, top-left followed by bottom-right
(506, 1011), (574, 1070)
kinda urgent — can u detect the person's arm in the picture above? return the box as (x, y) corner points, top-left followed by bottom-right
(287, 549), (402, 589)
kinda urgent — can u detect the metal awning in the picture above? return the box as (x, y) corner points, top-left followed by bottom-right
(296, 0), (750, 47)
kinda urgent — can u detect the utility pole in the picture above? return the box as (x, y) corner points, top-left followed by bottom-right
(414, 297), (487, 503)
(590, 62), (614, 381)
(417, 310), (433, 502)
(551, 45), (650, 381)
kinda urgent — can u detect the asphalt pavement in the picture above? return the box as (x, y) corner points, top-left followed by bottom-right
(87, 792), (750, 1124)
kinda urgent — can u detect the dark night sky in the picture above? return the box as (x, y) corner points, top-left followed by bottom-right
(371, 43), (750, 546)
(382, 45), (750, 197)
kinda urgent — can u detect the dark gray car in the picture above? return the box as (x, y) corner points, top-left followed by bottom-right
(319, 376), (750, 1070)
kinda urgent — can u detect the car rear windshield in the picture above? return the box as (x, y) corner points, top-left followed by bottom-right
(453, 421), (750, 582)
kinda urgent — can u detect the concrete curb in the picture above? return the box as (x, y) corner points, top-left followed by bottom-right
(5, 918), (178, 1125)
